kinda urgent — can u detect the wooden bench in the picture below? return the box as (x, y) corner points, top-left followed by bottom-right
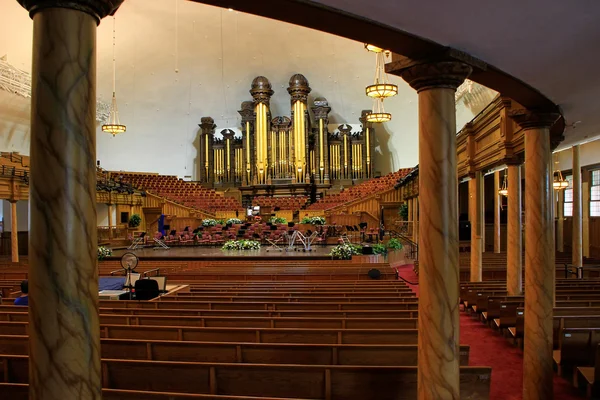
(0, 384), (315, 400)
(0, 335), (471, 366)
(0, 311), (420, 329)
(0, 355), (492, 399)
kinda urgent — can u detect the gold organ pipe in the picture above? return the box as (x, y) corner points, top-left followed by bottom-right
(319, 119), (324, 182)
(205, 135), (209, 180)
(226, 140), (231, 182)
(246, 122), (250, 182)
(366, 127), (370, 178)
(343, 135), (348, 178)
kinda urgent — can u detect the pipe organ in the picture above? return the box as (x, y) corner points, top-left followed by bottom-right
(198, 74), (377, 195)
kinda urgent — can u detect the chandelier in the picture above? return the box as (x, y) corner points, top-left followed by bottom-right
(366, 98), (391, 123)
(365, 45), (398, 99)
(498, 170), (508, 196)
(552, 158), (568, 190)
(102, 16), (126, 137)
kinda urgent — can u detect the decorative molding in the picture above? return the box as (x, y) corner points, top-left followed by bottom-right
(287, 73), (311, 103)
(398, 61), (473, 92)
(508, 109), (560, 129)
(0, 56), (111, 123)
(18, 0), (124, 24)
(250, 76), (274, 105)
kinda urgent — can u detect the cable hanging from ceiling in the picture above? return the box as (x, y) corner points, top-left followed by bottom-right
(102, 16), (126, 137)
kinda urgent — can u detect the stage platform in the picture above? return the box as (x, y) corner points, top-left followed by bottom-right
(110, 245), (338, 261)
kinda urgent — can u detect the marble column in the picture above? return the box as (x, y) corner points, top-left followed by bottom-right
(511, 110), (559, 400)
(572, 145), (583, 267)
(506, 164), (522, 295)
(408, 198), (413, 236)
(18, 1), (123, 399)
(556, 189), (564, 252)
(10, 200), (19, 263)
(399, 60), (472, 400)
(469, 171), (483, 282)
(493, 171), (501, 253)
(583, 179), (590, 258)
(107, 204), (113, 239)
(414, 197), (419, 246)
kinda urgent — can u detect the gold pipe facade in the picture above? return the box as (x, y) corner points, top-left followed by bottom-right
(319, 119), (324, 182)
(366, 127), (371, 178)
(245, 121), (251, 183)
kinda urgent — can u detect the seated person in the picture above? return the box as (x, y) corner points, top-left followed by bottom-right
(14, 280), (29, 306)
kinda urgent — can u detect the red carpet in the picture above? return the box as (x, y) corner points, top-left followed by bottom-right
(394, 264), (585, 400)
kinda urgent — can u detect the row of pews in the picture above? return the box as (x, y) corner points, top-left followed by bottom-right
(0, 262), (492, 399)
(462, 278), (600, 398)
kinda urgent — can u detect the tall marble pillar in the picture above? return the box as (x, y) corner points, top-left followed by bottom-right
(469, 171), (483, 281)
(510, 110), (559, 400)
(399, 60), (472, 400)
(493, 171), (501, 253)
(556, 189), (564, 252)
(107, 204), (113, 239)
(10, 200), (19, 263)
(414, 197), (419, 247)
(18, 1), (123, 399)
(506, 164), (522, 295)
(408, 198), (413, 236)
(572, 145), (583, 267)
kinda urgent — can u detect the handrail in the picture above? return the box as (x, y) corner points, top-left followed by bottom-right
(142, 268), (160, 277)
(388, 229), (418, 261)
(326, 186), (397, 214)
(145, 190), (216, 219)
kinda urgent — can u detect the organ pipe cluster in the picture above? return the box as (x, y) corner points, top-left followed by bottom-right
(198, 74), (377, 189)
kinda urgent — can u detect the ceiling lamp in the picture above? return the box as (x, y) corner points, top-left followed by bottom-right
(365, 48), (398, 99)
(102, 16), (126, 137)
(498, 171), (508, 196)
(552, 157), (569, 190)
(366, 98), (391, 123)
(553, 170), (569, 190)
(364, 43), (384, 53)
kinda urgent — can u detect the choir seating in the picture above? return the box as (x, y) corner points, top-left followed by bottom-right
(253, 196), (308, 211)
(0, 261), (493, 400)
(115, 172), (244, 214)
(307, 169), (411, 211)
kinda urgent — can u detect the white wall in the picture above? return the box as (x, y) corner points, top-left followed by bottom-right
(555, 138), (600, 171)
(1, 200), (29, 232)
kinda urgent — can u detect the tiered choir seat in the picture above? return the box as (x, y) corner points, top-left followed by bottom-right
(308, 169), (411, 210)
(253, 196), (308, 211)
(114, 172), (244, 214)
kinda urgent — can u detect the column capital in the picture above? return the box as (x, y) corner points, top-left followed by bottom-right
(395, 60), (473, 92)
(508, 109), (560, 130)
(18, 0), (124, 24)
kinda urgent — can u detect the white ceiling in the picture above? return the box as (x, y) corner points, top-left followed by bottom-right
(291, 0), (600, 149)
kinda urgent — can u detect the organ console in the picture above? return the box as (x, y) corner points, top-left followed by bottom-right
(198, 74), (377, 200)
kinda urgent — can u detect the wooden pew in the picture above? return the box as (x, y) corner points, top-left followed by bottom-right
(0, 384), (314, 400)
(576, 344), (600, 399)
(157, 295), (416, 303)
(0, 335), (471, 366)
(0, 311), (421, 329)
(0, 354), (492, 400)
(554, 328), (600, 377)
(0, 322), (422, 344)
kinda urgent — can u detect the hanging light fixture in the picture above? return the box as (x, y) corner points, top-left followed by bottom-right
(366, 98), (391, 123)
(498, 170), (508, 196)
(552, 157), (569, 190)
(364, 43), (384, 53)
(365, 46), (398, 99)
(102, 16), (126, 137)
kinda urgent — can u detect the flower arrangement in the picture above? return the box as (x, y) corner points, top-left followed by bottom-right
(387, 238), (403, 250)
(269, 217), (287, 224)
(226, 218), (243, 225)
(128, 214), (142, 228)
(222, 240), (261, 251)
(202, 219), (218, 227)
(301, 216), (326, 225)
(372, 243), (388, 255)
(97, 246), (112, 260)
(329, 243), (362, 260)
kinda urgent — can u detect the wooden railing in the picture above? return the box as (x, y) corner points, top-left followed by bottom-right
(144, 191), (215, 220)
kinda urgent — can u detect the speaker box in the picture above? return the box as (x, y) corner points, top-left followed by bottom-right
(362, 246), (374, 255)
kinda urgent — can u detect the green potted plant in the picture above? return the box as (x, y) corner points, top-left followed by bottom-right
(398, 204), (409, 220)
(128, 214), (141, 228)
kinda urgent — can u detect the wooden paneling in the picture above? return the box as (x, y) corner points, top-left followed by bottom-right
(590, 217), (600, 259)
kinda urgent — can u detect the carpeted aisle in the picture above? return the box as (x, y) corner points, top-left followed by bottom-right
(394, 264), (585, 400)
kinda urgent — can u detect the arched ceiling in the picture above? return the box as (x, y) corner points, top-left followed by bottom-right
(196, 0), (600, 150)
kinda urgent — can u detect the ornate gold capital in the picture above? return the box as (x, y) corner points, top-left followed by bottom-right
(18, 0), (124, 23)
(399, 61), (472, 92)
